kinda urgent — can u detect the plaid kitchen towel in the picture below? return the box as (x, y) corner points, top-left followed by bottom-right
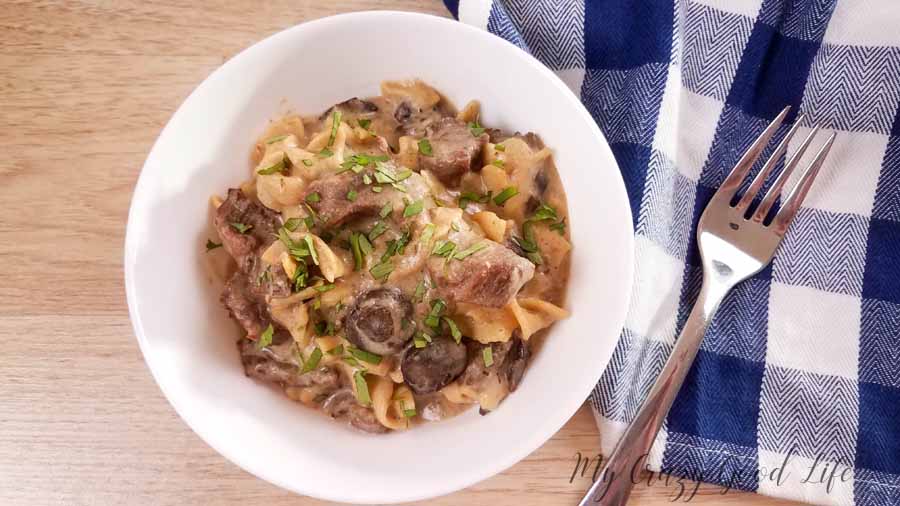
(445, 1), (900, 504)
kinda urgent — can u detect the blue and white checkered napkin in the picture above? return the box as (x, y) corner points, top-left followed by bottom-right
(446, 1), (900, 504)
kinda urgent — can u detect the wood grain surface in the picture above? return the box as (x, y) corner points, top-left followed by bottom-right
(0, 1), (801, 505)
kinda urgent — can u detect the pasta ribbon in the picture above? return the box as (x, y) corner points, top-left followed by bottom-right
(509, 297), (570, 340)
(455, 302), (519, 343)
(471, 210), (507, 242)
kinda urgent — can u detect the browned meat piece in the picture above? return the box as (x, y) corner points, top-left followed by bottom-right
(215, 189), (279, 270)
(343, 288), (415, 355)
(428, 240), (535, 308)
(239, 339), (340, 391)
(418, 117), (488, 186)
(303, 172), (387, 228)
(321, 389), (388, 433)
(401, 336), (468, 394)
(459, 340), (514, 387)
(459, 336), (530, 414)
(215, 188), (291, 297)
(221, 272), (270, 339)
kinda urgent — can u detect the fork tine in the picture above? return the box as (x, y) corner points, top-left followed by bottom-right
(750, 125), (821, 223)
(717, 106), (790, 199)
(771, 133), (836, 234)
(735, 115), (805, 215)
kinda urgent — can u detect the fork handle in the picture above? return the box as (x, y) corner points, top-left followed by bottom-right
(578, 278), (731, 506)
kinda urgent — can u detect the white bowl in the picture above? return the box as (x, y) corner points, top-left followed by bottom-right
(125, 11), (633, 504)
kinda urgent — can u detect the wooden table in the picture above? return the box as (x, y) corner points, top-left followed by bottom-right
(0, 2), (801, 505)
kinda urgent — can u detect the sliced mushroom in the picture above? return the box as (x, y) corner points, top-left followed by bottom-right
(344, 288), (415, 355)
(501, 336), (530, 393)
(401, 336), (468, 394)
(321, 389), (387, 434)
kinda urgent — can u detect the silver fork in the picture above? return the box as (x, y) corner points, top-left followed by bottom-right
(578, 106), (836, 506)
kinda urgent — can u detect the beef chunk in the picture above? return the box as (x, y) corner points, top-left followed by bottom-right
(459, 340), (513, 387)
(303, 172), (388, 228)
(221, 272), (270, 339)
(418, 117), (488, 186)
(428, 240), (535, 308)
(322, 389), (388, 434)
(214, 189), (291, 297)
(238, 339), (340, 391)
(215, 189), (280, 270)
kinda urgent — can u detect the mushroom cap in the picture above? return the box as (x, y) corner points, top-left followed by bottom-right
(344, 288), (415, 356)
(401, 336), (468, 394)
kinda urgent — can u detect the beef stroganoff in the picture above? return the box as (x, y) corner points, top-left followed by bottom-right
(205, 80), (571, 433)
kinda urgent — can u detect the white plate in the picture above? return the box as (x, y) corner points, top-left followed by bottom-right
(125, 11), (633, 504)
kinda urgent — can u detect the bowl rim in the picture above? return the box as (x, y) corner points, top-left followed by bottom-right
(124, 10), (634, 504)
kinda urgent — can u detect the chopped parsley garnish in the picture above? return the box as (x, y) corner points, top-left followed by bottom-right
(350, 232), (365, 270)
(550, 218), (566, 235)
(482, 346), (494, 367)
(403, 199), (424, 218)
(413, 280), (426, 303)
(357, 118), (372, 129)
(420, 223), (435, 245)
(292, 262), (309, 291)
(318, 147), (334, 157)
(265, 134), (288, 144)
(340, 153), (390, 173)
(467, 120), (486, 137)
(301, 235), (317, 265)
(400, 401), (417, 418)
(493, 186), (519, 206)
(283, 217), (302, 232)
(453, 241), (488, 260)
(305, 192), (321, 203)
(380, 230), (411, 262)
(358, 234), (373, 255)
(368, 221), (388, 241)
(348, 346), (383, 365)
(346, 189), (358, 201)
(424, 299), (446, 328)
(302, 159), (314, 167)
(257, 323), (274, 349)
(530, 203), (559, 222)
(418, 138), (433, 156)
(379, 202), (393, 218)
(205, 239), (222, 251)
(301, 347), (323, 373)
(313, 320), (334, 337)
(444, 317), (462, 343)
(230, 222), (252, 234)
(370, 261), (394, 281)
(328, 110), (342, 147)
(354, 371), (371, 405)
(257, 156), (287, 175)
(512, 222), (543, 265)
(432, 240), (456, 257)
(458, 190), (491, 209)
(314, 283), (335, 292)
(491, 159), (505, 168)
